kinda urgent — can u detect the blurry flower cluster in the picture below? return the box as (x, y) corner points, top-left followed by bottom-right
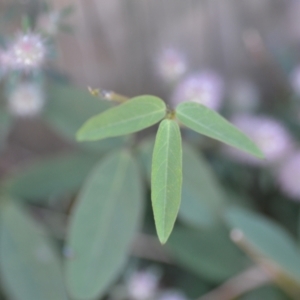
(223, 115), (294, 166)
(155, 47), (188, 84)
(155, 47), (224, 110)
(113, 268), (188, 300)
(171, 70), (224, 110)
(6, 33), (46, 71)
(0, 6), (71, 118)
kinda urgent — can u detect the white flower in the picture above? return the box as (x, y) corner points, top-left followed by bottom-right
(223, 115), (293, 165)
(127, 270), (159, 300)
(171, 70), (224, 110)
(7, 82), (45, 117)
(156, 47), (187, 83)
(277, 152), (300, 201)
(157, 290), (187, 300)
(8, 33), (46, 71)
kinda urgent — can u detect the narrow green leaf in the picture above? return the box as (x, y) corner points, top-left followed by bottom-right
(138, 140), (224, 227)
(240, 285), (289, 300)
(176, 102), (264, 158)
(77, 95), (166, 141)
(151, 119), (182, 244)
(168, 224), (251, 282)
(66, 150), (144, 300)
(225, 207), (300, 283)
(5, 152), (97, 201)
(0, 201), (68, 300)
(179, 143), (225, 227)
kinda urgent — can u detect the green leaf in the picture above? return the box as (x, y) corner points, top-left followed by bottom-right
(6, 152), (97, 201)
(240, 285), (289, 300)
(137, 139), (219, 228)
(77, 95), (166, 141)
(176, 102), (263, 158)
(137, 137), (155, 182)
(168, 224), (251, 282)
(225, 207), (300, 283)
(179, 143), (225, 228)
(66, 150), (144, 300)
(151, 119), (182, 244)
(44, 83), (124, 153)
(0, 201), (68, 300)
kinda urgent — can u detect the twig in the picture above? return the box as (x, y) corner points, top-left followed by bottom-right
(197, 265), (271, 300)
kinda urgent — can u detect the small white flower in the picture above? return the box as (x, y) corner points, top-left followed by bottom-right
(277, 152), (300, 201)
(7, 82), (45, 117)
(156, 47), (188, 83)
(223, 115), (293, 165)
(171, 70), (224, 110)
(127, 270), (159, 300)
(157, 290), (187, 300)
(8, 33), (46, 71)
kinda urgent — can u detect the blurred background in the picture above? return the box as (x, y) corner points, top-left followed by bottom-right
(1, 0), (300, 299)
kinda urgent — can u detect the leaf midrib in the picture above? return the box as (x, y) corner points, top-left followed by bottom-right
(87, 108), (165, 136)
(178, 107), (256, 153)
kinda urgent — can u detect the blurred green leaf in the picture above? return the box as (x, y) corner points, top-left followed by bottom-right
(45, 83), (124, 152)
(175, 102), (263, 158)
(179, 143), (225, 228)
(137, 137), (154, 182)
(0, 201), (68, 300)
(225, 207), (300, 283)
(6, 152), (97, 201)
(77, 95), (166, 141)
(66, 150), (144, 300)
(240, 285), (289, 300)
(151, 119), (182, 244)
(168, 224), (251, 282)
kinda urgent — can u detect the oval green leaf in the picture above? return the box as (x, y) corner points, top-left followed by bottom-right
(6, 153), (98, 201)
(225, 207), (300, 283)
(66, 150), (144, 300)
(179, 143), (225, 227)
(167, 224), (251, 282)
(76, 95), (166, 141)
(151, 119), (182, 244)
(176, 102), (263, 158)
(0, 201), (68, 300)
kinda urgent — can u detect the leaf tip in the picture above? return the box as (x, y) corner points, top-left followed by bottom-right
(158, 235), (168, 245)
(157, 229), (173, 245)
(75, 128), (88, 142)
(251, 144), (265, 159)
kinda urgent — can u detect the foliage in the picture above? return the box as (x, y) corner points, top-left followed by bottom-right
(0, 2), (300, 300)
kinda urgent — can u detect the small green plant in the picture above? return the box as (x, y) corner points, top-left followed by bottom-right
(75, 93), (263, 244)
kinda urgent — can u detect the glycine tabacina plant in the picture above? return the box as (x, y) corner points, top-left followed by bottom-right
(63, 90), (263, 299)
